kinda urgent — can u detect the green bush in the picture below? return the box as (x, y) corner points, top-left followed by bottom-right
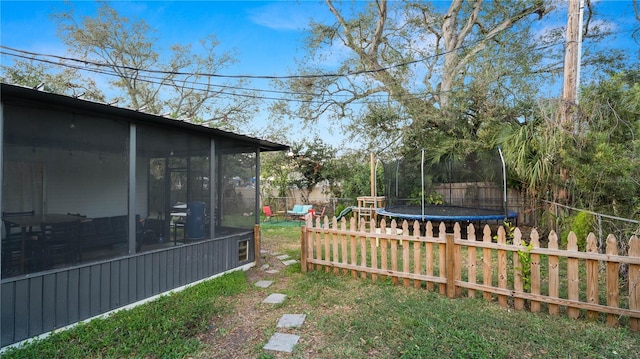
(561, 211), (594, 251)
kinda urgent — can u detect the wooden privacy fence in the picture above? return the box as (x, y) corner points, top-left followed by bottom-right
(301, 216), (640, 331)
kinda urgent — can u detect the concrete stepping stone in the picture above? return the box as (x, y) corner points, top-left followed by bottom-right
(262, 293), (286, 304)
(255, 280), (273, 288)
(282, 259), (297, 266)
(260, 264), (270, 270)
(265, 269), (279, 274)
(277, 314), (306, 328)
(263, 332), (300, 353)
(276, 254), (290, 260)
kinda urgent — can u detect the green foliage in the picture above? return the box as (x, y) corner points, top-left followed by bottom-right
(324, 150), (376, 200)
(516, 241), (534, 292)
(493, 220), (516, 243)
(287, 136), (337, 202)
(407, 191), (444, 205)
(560, 211), (594, 251)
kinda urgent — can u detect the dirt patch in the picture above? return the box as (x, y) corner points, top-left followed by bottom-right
(194, 245), (328, 358)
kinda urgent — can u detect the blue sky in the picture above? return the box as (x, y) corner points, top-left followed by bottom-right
(0, 1), (324, 76)
(1, 1), (639, 150)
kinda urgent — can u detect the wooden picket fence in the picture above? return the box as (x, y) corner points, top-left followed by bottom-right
(301, 216), (640, 331)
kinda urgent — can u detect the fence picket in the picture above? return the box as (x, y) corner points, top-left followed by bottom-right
(391, 226), (399, 285)
(323, 217), (331, 273)
(548, 231), (559, 315)
(586, 233), (599, 321)
(453, 223), (462, 297)
(439, 222), (447, 295)
(426, 221), (434, 291)
(349, 217), (357, 278)
(497, 226), (508, 308)
(606, 234), (619, 327)
(467, 223), (477, 298)
(513, 228), (524, 311)
(446, 232), (456, 298)
(340, 218), (348, 275)
(630, 235), (640, 331)
(403, 220), (411, 287)
(530, 229), (541, 313)
(331, 217), (339, 274)
(483, 225), (493, 301)
(413, 221), (422, 289)
(567, 232), (580, 319)
(359, 219), (367, 279)
(380, 219), (388, 282)
(370, 218), (379, 281)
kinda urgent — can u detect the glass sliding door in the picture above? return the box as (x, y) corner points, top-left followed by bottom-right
(136, 125), (210, 250)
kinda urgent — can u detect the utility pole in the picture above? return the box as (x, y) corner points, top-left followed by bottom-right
(561, 0), (583, 128)
(558, 0), (584, 203)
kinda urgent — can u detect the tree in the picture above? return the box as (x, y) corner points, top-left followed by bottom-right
(287, 137), (337, 203)
(4, 2), (256, 131)
(1, 59), (105, 101)
(279, 1), (556, 143)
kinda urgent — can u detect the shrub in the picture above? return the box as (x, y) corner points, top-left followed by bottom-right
(561, 211), (594, 251)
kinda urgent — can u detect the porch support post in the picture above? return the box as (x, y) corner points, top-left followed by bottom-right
(0, 102), (4, 343)
(214, 138), (220, 238)
(255, 146), (261, 264)
(128, 123), (137, 254)
(255, 147), (261, 225)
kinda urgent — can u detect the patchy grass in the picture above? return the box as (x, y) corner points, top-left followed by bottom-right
(1, 271), (249, 359)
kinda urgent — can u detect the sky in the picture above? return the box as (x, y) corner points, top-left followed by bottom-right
(1, 1), (639, 151)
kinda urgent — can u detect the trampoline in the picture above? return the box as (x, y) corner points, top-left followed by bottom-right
(377, 204), (518, 223)
(373, 147), (517, 224)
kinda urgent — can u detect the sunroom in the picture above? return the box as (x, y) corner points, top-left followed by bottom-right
(0, 83), (287, 348)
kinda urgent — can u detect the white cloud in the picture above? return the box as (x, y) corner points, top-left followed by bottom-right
(248, 2), (320, 31)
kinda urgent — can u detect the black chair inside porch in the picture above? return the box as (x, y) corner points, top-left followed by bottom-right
(2, 210), (38, 276)
(38, 221), (80, 270)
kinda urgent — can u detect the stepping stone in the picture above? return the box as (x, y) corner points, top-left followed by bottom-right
(263, 332), (300, 353)
(255, 280), (273, 288)
(260, 249), (269, 254)
(262, 293), (286, 304)
(276, 254), (290, 260)
(277, 314), (306, 328)
(282, 259), (297, 266)
(260, 264), (270, 270)
(265, 269), (279, 274)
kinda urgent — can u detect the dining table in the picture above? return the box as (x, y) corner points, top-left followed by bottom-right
(2, 213), (85, 273)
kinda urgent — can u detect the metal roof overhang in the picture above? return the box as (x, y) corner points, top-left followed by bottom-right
(0, 83), (289, 153)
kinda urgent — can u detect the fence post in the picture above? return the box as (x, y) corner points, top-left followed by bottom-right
(301, 221), (307, 273)
(446, 233), (456, 298)
(629, 235), (640, 332)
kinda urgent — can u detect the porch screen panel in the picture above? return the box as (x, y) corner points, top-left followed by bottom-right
(2, 105), (129, 278)
(217, 145), (257, 232)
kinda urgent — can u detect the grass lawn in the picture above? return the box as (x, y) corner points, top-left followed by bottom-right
(3, 222), (640, 358)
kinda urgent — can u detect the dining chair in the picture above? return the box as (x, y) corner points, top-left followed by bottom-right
(2, 210), (36, 275)
(39, 221), (80, 270)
